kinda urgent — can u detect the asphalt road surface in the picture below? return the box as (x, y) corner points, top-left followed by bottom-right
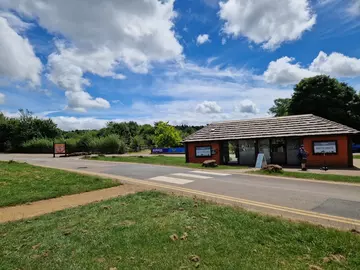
(1, 154), (360, 229)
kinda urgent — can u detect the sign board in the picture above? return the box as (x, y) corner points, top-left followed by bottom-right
(54, 143), (66, 154)
(313, 141), (337, 154)
(255, 153), (267, 169)
(53, 143), (66, 157)
(151, 147), (185, 154)
(195, 146), (212, 157)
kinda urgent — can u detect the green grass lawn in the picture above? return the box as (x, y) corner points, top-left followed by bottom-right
(251, 170), (360, 184)
(88, 155), (247, 170)
(0, 161), (119, 207)
(353, 154), (360, 159)
(1, 191), (359, 269)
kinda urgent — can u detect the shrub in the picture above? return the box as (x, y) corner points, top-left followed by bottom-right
(21, 138), (53, 153)
(89, 137), (101, 153)
(98, 134), (126, 154)
(65, 138), (80, 154)
(76, 134), (95, 153)
(129, 135), (146, 152)
(4, 140), (12, 152)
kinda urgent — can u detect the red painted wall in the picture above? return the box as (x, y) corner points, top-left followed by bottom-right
(303, 135), (350, 167)
(186, 141), (221, 164)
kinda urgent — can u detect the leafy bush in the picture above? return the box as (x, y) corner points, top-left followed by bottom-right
(76, 134), (95, 152)
(129, 135), (146, 152)
(65, 138), (81, 153)
(98, 134), (126, 154)
(21, 138), (53, 153)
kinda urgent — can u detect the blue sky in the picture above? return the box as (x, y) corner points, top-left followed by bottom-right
(0, 0), (360, 130)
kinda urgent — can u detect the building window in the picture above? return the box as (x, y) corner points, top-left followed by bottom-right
(195, 146), (212, 157)
(312, 141), (337, 155)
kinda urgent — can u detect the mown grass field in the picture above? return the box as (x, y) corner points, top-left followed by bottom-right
(1, 191), (359, 269)
(0, 161), (119, 207)
(88, 155), (247, 170)
(251, 170), (360, 184)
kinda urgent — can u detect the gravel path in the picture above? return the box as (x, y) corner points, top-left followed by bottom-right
(0, 184), (147, 223)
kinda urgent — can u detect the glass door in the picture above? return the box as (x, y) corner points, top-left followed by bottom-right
(271, 138), (286, 165)
(238, 140), (256, 165)
(286, 138), (301, 165)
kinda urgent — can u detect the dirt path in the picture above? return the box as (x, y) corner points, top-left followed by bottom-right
(0, 184), (147, 223)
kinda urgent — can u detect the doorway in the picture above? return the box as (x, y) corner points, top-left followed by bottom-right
(238, 139), (256, 165)
(271, 138), (286, 164)
(286, 138), (301, 166)
(258, 139), (271, 164)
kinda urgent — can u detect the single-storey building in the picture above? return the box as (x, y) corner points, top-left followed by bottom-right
(183, 114), (359, 168)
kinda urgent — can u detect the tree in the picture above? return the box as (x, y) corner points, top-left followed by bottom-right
(130, 135), (145, 152)
(138, 124), (155, 148)
(105, 122), (132, 144)
(154, 121), (182, 148)
(288, 75), (360, 129)
(268, 98), (291, 117)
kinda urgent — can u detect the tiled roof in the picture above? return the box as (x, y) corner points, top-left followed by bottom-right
(183, 114), (359, 142)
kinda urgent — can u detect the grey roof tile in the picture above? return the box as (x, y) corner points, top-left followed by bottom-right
(183, 114), (359, 142)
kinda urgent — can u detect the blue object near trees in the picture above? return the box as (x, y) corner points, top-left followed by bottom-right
(151, 147), (185, 154)
(352, 143), (360, 153)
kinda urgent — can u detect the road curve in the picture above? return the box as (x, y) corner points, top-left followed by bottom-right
(1, 154), (359, 230)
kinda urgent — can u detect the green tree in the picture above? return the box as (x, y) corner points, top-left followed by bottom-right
(0, 110), (60, 152)
(105, 122), (132, 144)
(138, 124), (155, 148)
(268, 98), (291, 117)
(130, 135), (145, 152)
(154, 121), (182, 148)
(288, 75), (360, 129)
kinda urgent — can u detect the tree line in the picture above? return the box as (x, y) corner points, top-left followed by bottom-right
(269, 75), (360, 132)
(0, 110), (203, 154)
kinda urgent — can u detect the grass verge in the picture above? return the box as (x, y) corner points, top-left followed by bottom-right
(251, 170), (360, 184)
(1, 191), (359, 269)
(88, 155), (246, 170)
(0, 161), (119, 207)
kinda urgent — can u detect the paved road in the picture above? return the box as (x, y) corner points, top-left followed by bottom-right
(1, 154), (360, 229)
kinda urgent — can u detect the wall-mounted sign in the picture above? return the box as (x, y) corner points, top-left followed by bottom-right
(195, 146), (212, 157)
(313, 141), (337, 154)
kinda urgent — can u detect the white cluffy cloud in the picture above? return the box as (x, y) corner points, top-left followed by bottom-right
(264, 57), (318, 85)
(219, 0), (316, 50)
(51, 116), (110, 131)
(264, 51), (360, 85)
(0, 0), (183, 111)
(309, 51), (360, 77)
(234, 100), (258, 114)
(195, 101), (222, 114)
(348, 0), (360, 16)
(197, 34), (211, 45)
(0, 16), (42, 85)
(0, 93), (5, 104)
(65, 91), (110, 113)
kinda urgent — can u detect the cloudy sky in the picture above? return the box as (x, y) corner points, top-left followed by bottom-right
(0, 0), (360, 130)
